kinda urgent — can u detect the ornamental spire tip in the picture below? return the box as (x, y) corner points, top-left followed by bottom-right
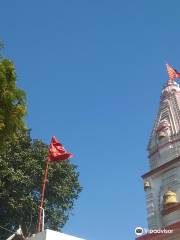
(166, 63), (180, 85)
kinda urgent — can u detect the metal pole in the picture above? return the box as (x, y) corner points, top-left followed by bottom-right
(37, 159), (49, 232)
(42, 207), (45, 231)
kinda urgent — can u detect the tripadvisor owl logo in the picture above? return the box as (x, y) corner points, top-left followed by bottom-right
(135, 227), (144, 236)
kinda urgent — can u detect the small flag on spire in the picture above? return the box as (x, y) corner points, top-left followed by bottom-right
(48, 136), (73, 161)
(166, 63), (180, 81)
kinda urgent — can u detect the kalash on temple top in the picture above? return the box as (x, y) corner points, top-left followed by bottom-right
(147, 64), (180, 170)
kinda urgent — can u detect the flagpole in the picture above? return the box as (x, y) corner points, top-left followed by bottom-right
(37, 136), (73, 233)
(37, 158), (49, 232)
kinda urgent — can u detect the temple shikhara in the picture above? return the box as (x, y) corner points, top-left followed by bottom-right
(137, 64), (180, 240)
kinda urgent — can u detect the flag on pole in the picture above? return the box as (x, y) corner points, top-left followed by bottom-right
(37, 136), (73, 232)
(48, 136), (73, 161)
(166, 63), (180, 81)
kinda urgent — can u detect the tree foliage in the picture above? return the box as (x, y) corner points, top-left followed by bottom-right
(0, 43), (82, 239)
(0, 133), (82, 239)
(0, 54), (26, 150)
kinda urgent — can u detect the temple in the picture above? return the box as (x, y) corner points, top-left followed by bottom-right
(136, 64), (180, 239)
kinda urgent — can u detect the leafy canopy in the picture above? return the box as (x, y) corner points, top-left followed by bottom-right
(0, 43), (82, 239)
(0, 48), (26, 149)
(0, 133), (82, 239)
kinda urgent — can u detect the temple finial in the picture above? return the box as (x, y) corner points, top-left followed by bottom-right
(166, 63), (180, 85)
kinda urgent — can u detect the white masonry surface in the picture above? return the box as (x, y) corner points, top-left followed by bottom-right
(29, 229), (85, 240)
(144, 79), (180, 230)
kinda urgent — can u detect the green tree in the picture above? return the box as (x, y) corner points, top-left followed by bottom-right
(0, 132), (82, 239)
(0, 43), (82, 239)
(0, 46), (26, 150)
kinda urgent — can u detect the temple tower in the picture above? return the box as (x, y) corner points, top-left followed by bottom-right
(137, 64), (180, 239)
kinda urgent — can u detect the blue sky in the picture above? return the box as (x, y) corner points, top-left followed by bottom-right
(1, 1), (180, 239)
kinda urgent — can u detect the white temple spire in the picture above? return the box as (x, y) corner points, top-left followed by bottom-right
(142, 64), (180, 234)
(148, 64), (180, 169)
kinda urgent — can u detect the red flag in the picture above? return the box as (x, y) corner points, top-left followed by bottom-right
(48, 136), (73, 161)
(166, 63), (180, 80)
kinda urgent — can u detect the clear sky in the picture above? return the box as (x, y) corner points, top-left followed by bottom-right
(1, 1), (180, 239)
